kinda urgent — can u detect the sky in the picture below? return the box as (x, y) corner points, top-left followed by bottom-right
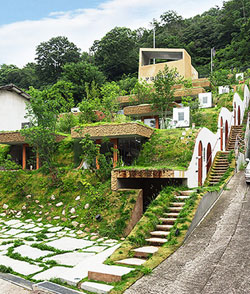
(0, 0), (224, 67)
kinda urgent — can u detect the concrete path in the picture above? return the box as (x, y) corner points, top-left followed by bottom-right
(126, 172), (250, 294)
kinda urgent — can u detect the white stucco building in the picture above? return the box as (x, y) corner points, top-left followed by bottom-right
(0, 84), (30, 131)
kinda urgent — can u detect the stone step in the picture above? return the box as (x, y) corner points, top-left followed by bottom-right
(175, 196), (190, 200)
(168, 206), (182, 212)
(150, 231), (170, 237)
(81, 281), (114, 294)
(116, 258), (145, 266)
(156, 224), (173, 231)
(180, 190), (193, 196)
(88, 264), (133, 283)
(133, 246), (159, 258)
(163, 212), (179, 218)
(146, 237), (168, 245)
(159, 217), (176, 224)
(170, 202), (185, 207)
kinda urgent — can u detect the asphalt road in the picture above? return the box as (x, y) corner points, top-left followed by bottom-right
(125, 171), (250, 294)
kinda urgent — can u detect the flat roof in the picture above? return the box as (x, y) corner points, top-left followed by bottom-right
(71, 122), (154, 140)
(0, 132), (66, 145)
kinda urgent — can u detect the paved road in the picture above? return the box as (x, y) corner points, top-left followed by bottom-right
(0, 279), (31, 294)
(126, 171), (250, 294)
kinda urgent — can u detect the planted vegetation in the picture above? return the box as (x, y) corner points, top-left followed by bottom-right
(123, 128), (198, 171)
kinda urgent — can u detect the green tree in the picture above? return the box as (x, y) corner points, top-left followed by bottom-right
(152, 66), (179, 126)
(21, 87), (58, 172)
(91, 27), (139, 80)
(35, 36), (81, 85)
(61, 61), (106, 103)
(100, 82), (122, 120)
(131, 80), (153, 104)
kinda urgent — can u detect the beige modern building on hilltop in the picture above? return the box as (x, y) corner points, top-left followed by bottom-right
(138, 48), (198, 82)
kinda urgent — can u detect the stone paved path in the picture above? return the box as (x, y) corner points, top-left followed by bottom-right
(0, 215), (120, 288)
(125, 172), (250, 294)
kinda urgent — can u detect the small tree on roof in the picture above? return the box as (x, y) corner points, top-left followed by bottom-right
(152, 65), (179, 127)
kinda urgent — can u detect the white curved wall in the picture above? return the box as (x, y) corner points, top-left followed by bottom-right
(0, 90), (30, 131)
(187, 85), (250, 187)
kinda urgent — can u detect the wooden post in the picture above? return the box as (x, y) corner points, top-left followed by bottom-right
(155, 116), (160, 129)
(95, 139), (101, 169)
(22, 144), (28, 170)
(36, 151), (40, 170)
(111, 138), (118, 168)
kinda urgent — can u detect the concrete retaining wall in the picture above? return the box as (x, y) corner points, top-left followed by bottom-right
(184, 189), (223, 240)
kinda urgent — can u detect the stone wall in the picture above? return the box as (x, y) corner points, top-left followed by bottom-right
(111, 169), (175, 191)
(124, 189), (143, 236)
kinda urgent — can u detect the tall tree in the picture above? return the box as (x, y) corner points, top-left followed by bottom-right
(91, 27), (139, 80)
(61, 61), (106, 103)
(35, 36), (81, 85)
(152, 66), (179, 126)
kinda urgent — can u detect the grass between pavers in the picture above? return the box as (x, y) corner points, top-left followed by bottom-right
(102, 164), (236, 294)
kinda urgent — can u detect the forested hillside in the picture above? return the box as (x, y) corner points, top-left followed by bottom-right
(0, 0), (249, 101)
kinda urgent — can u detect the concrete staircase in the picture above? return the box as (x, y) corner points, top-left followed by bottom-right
(226, 125), (244, 151)
(146, 191), (191, 246)
(83, 190), (193, 293)
(207, 152), (229, 185)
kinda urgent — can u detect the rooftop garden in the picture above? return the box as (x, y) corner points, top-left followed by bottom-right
(118, 128), (198, 171)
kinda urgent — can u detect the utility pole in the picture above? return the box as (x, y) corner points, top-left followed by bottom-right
(153, 26), (156, 64)
(211, 47), (216, 75)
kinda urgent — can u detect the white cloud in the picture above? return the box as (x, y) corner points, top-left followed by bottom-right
(0, 0), (224, 67)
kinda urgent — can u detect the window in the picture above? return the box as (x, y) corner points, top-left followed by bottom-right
(144, 118), (156, 128)
(178, 112), (184, 121)
(203, 96), (208, 104)
(21, 122), (31, 129)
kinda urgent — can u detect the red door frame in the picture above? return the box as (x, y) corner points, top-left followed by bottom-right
(220, 117), (223, 150)
(206, 143), (212, 175)
(234, 102), (236, 125)
(198, 141), (203, 186)
(225, 120), (229, 148)
(238, 106), (241, 125)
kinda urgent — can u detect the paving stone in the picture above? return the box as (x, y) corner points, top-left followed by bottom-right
(14, 245), (53, 259)
(35, 245), (120, 286)
(34, 281), (82, 294)
(83, 246), (107, 253)
(45, 233), (57, 238)
(81, 281), (113, 294)
(16, 233), (34, 238)
(32, 266), (70, 281)
(11, 222), (25, 229)
(44, 252), (95, 266)
(4, 220), (21, 226)
(0, 244), (14, 251)
(88, 264), (133, 283)
(30, 227), (43, 233)
(0, 255), (42, 275)
(22, 224), (36, 230)
(44, 224), (53, 228)
(46, 237), (94, 251)
(116, 258), (145, 266)
(5, 229), (23, 235)
(48, 226), (63, 232)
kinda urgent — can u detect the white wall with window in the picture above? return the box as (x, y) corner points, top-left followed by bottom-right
(218, 86), (230, 95)
(199, 92), (212, 108)
(0, 89), (30, 131)
(172, 107), (190, 128)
